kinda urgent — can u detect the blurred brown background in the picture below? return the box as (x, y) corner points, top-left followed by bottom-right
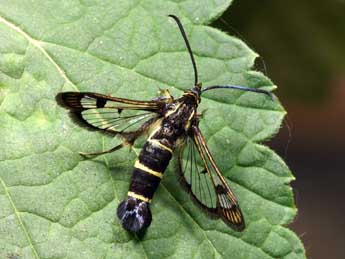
(212, 1), (345, 258)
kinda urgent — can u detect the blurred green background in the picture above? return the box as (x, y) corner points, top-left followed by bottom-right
(212, 1), (345, 258)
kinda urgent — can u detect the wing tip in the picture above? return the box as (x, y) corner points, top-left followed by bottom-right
(56, 92), (84, 109)
(56, 92), (97, 130)
(55, 92), (68, 108)
(228, 219), (245, 232)
(219, 207), (246, 232)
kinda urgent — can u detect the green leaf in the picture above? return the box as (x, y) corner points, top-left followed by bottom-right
(0, 1), (305, 259)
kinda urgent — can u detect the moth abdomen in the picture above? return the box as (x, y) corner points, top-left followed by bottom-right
(116, 134), (174, 232)
(117, 197), (152, 232)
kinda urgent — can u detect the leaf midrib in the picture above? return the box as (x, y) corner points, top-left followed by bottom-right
(0, 15), (78, 91)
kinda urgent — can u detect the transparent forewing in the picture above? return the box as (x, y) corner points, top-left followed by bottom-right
(178, 126), (245, 231)
(56, 92), (162, 135)
(178, 137), (218, 214)
(80, 107), (156, 133)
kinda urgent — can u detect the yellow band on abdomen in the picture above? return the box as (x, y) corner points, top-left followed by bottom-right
(149, 139), (173, 154)
(134, 160), (163, 179)
(127, 191), (151, 203)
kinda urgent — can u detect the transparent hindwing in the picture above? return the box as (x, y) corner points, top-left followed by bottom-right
(177, 125), (245, 231)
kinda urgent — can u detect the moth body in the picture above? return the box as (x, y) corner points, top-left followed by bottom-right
(117, 89), (200, 232)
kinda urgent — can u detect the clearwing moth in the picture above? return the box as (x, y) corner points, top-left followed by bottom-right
(56, 15), (274, 233)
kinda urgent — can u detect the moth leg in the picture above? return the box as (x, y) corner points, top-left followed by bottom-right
(79, 142), (126, 157)
(160, 88), (173, 98)
(152, 88), (174, 103)
(196, 108), (207, 118)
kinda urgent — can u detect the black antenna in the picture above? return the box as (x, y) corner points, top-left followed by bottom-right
(169, 15), (199, 86)
(201, 85), (274, 100)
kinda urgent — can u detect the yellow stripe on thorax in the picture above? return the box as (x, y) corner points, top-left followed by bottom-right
(134, 160), (163, 179)
(127, 191), (151, 203)
(184, 110), (195, 130)
(149, 139), (173, 154)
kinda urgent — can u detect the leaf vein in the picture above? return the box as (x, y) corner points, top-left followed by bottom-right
(0, 14), (79, 91)
(0, 177), (40, 258)
(160, 183), (221, 258)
